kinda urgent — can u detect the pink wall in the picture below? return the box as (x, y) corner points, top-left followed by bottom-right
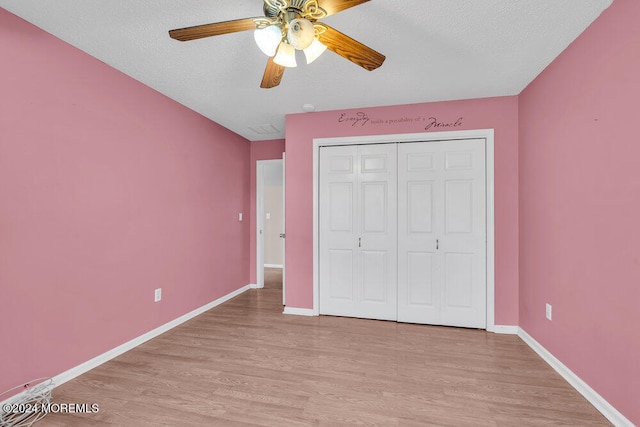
(0, 10), (250, 394)
(519, 0), (639, 423)
(3, 1), (633, 421)
(285, 97), (520, 325)
(249, 139), (285, 284)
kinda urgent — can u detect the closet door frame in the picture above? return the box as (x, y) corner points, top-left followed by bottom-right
(312, 129), (496, 332)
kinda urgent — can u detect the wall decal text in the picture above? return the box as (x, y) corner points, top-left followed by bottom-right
(337, 112), (464, 131)
(424, 116), (464, 131)
(338, 112), (370, 127)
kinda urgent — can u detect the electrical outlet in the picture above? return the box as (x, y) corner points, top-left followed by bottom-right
(546, 303), (552, 320)
(239, 213), (243, 221)
(154, 288), (162, 303)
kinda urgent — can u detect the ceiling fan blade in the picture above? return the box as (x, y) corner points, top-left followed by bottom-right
(261, 57), (286, 88)
(320, 0), (371, 17)
(317, 24), (385, 71)
(169, 18), (258, 41)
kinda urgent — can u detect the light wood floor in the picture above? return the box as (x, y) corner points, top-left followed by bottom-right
(41, 268), (609, 426)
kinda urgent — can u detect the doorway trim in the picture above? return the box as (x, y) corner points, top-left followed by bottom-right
(312, 129), (496, 332)
(256, 159), (284, 291)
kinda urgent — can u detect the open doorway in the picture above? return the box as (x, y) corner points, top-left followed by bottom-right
(256, 158), (285, 304)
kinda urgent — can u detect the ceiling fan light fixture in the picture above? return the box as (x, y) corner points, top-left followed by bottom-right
(287, 18), (315, 50)
(168, 0), (385, 88)
(304, 38), (327, 64)
(273, 42), (297, 67)
(254, 25), (282, 57)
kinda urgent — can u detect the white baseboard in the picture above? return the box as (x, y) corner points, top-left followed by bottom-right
(283, 307), (316, 316)
(493, 325), (519, 334)
(264, 264), (283, 269)
(518, 328), (633, 427)
(1, 284), (252, 406)
(249, 283), (261, 289)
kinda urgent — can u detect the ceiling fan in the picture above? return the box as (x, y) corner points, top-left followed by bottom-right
(168, 0), (386, 88)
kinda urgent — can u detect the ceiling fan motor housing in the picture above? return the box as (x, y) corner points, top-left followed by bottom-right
(263, 0), (327, 21)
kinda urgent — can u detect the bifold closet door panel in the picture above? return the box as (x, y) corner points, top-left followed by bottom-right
(439, 139), (486, 328)
(358, 143), (398, 320)
(319, 144), (397, 321)
(397, 140), (487, 328)
(397, 142), (442, 325)
(319, 145), (357, 316)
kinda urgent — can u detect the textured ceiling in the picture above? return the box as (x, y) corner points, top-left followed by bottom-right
(0, 0), (612, 141)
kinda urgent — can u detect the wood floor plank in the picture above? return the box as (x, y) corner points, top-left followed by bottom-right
(38, 269), (610, 426)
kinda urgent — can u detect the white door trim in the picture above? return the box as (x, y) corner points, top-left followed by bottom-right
(312, 129), (496, 332)
(281, 152), (286, 306)
(256, 159), (284, 290)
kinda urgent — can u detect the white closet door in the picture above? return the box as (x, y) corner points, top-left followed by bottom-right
(319, 144), (397, 321)
(397, 142), (441, 324)
(398, 140), (486, 328)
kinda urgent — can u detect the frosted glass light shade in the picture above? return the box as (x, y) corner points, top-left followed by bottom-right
(303, 38), (327, 64)
(287, 18), (315, 50)
(273, 42), (297, 67)
(254, 25), (282, 57)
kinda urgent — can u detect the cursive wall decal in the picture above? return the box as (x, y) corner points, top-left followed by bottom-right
(424, 116), (464, 131)
(338, 112), (370, 127)
(337, 112), (465, 131)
